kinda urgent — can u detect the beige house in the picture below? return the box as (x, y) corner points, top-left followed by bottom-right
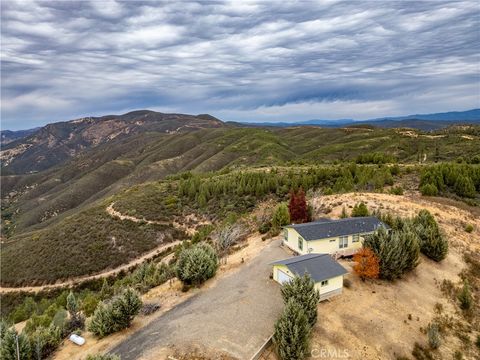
(283, 216), (388, 258)
(272, 253), (348, 301)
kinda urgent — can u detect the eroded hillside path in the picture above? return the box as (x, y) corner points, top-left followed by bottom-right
(106, 202), (209, 236)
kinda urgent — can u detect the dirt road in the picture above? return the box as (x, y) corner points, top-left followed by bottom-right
(110, 239), (286, 360)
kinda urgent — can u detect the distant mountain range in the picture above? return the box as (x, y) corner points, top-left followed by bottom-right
(238, 109), (480, 130)
(0, 110), (224, 173)
(1, 108), (479, 174)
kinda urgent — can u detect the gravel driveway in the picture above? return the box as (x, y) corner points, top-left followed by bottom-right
(110, 239), (286, 359)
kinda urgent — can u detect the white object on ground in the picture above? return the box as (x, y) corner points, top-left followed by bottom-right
(69, 334), (85, 346)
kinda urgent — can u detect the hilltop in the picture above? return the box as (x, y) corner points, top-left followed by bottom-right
(0, 110), (224, 174)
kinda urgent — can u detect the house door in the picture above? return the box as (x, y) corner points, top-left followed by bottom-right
(277, 270), (292, 284)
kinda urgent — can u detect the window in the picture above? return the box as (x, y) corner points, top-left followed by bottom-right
(321, 280), (329, 287)
(353, 234), (360, 243)
(283, 229), (288, 242)
(339, 236), (348, 249)
(298, 237), (304, 251)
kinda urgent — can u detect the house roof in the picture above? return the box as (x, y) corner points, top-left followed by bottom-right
(285, 216), (388, 241)
(272, 253), (348, 283)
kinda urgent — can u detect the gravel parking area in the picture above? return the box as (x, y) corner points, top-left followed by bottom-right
(111, 239), (286, 359)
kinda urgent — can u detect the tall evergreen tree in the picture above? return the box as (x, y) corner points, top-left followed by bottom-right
(281, 274), (320, 327)
(273, 299), (311, 360)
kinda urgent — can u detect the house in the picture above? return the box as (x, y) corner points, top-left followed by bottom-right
(283, 216), (388, 258)
(272, 253), (348, 301)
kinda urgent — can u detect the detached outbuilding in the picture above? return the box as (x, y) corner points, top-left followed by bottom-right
(272, 253), (348, 301)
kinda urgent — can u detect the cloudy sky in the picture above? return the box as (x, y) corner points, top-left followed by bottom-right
(1, 0), (479, 130)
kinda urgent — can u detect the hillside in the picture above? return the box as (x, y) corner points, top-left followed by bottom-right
(0, 110), (225, 174)
(2, 125), (480, 239)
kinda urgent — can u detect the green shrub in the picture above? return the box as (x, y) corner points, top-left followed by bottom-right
(464, 224), (474, 233)
(176, 243), (218, 286)
(88, 288), (142, 338)
(413, 210), (448, 262)
(281, 274), (320, 327)
(81, 293), (100, 317)
(258, 222), (271, 234)
(427, 323), (440, 349)
(351, 202), (369, 217)
(273, 298), (311, 360)
(457, 281), (472, 310)
(420, 184), (438, 196)
(390, 186), (404, 195)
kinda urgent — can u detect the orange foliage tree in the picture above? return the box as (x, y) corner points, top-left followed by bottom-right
(353, 248), (380, 280)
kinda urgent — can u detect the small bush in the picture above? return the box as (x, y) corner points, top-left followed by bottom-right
(351, 202), (369, 217)
(464, 224), (474, 233)
(420, 184), (438, 197)
(176, 243), (218, 286)
(453, 351), (463, 360)
(390, 186), (404, 195)
(81, 293), (100, 317)
(457, 281), (472, 310)
(86, 354), (120, 360)
(88, 288), (142, 338)
(411, 342), (434, 360)
(343, 278), (352, 288)
(427, 323), (440, 349)
(140, 303), (160, 316)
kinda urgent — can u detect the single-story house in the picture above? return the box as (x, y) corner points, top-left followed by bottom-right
(272, 253), (348, 301)
(283, 216), (388, 258)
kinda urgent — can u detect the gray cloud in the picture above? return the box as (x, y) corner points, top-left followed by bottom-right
(1, 0), (479, 129)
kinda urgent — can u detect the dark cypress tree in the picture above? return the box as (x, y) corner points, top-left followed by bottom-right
(273, 299), (311, 360)
(281, 274), (320, 327)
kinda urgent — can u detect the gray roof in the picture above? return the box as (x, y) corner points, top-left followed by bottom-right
(286, 216), (388, 241)
(272, 253), (348, 282)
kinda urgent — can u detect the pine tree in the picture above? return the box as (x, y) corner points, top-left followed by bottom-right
(340, 206), (348, 218)
(281, 274), (320, 327)
(0, 328), (31, 360)
(273, 299), (311, 360)
(363, 225), (420, 280)
(413, 210), (448, 261)
(272, 203), (290, 230)
(66, 291), (78, 317)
